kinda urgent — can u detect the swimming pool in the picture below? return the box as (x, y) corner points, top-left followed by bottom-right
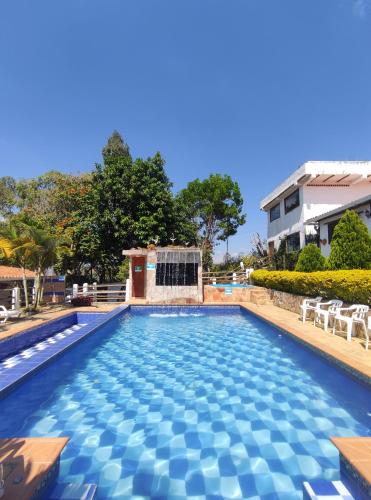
(0, 306), (370, 499)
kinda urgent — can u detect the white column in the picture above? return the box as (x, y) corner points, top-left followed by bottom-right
(12, 287), (21, 310)
(82, 283), (88, 297)
(125, 279), (131, 302)
(232, 272), (237, 283)
(72, 284), (79, 298)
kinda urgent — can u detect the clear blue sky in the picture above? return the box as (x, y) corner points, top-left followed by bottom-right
(1, 0), (371, 260)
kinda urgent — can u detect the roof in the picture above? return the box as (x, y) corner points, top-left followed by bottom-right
(0, 266), (35, 281)
(306, 194), (371, 224)
(260, 161), (371, 210)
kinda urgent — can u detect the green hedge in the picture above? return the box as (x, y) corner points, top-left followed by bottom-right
(250, 269), (371, 305)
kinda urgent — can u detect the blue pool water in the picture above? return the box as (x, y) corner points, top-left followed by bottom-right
(0, 307), (370, 499)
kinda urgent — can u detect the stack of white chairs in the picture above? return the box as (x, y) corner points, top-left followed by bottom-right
(314, 300), (343, 332)
(333, 304), (369, 350)
(300, 298), (369, 350)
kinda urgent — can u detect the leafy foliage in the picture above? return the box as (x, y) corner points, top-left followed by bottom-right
(295, 244), (326, 272)
(251, 269), (371, 305)
(73, 152), (197, 281)
(102, 130), (131, 161)
(0, 132), (246, 285)
(14, 171), (90, 232)
(272, 236), (299, 270)
(0, 177), (16, 216)
(176, 174), (246, 252)
(327, 210), (371, 270)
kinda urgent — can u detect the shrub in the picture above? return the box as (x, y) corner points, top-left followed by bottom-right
(70, 296), (93, 307)
(327, 210), (371, 270)
(250, 269), (371, 305)
(272, 236), (299, 270)
(295, 244), (326, 272)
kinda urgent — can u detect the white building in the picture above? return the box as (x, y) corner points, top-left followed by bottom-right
(306, 194), (371, 257)
(260, 161), (371, 255)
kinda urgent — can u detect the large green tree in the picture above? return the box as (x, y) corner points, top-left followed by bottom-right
(102, 130), (131, 161)
(73, 142), (196, 281)
(14, 170), (90, 232)
(327, 210), (371, 269)
(0, 176), (16, 216)
(176, 174), (246, 252)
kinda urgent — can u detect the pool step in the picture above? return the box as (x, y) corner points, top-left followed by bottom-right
(303, 480), (355, 499)
(48, 482), (97, 500)
(0, 324), (88, 372)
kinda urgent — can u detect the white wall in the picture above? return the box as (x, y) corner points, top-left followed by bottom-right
(267, 187), (304, 249)
(318, 203), (371, 257)
(266, 181), (371, 250)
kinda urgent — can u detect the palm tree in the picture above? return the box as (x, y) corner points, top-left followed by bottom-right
(0, 220), (70, 309)
(18, 224), (69, 308)
(0, 222), (38, 308)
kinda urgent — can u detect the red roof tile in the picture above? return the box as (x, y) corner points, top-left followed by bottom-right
(0, 266), (35, 281)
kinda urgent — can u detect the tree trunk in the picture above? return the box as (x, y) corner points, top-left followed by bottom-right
(21, 267), (29, 309)
(40, 273), (46, 303)
(34, 268), (42, 309)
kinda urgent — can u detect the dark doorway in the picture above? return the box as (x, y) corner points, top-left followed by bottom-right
(132, 256), (146, 298)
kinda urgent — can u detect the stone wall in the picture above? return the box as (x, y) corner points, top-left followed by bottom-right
(267, 289), (308, 314)
(204, 285), (252, 303)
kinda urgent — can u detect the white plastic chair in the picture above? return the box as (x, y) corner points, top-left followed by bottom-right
(333, 304), (369, 348)
(0, 305), (21, 323)
(314, 300), (343, 332)
(300, 296), (322, 323)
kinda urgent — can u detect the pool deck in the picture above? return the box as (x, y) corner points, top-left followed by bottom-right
(0, 437), (69, 499)
(331, 437), (371, 494)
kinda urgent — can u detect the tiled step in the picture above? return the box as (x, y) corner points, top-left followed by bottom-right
(0, 324), (87, 373)
(48, 482), (97, 499)
(303, 480), (355, 499)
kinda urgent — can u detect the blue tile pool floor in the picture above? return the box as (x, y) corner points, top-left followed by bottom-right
(0, 308), (370, 499)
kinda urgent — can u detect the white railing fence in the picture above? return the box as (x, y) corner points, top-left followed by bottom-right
(69, 282), (127, 303)
(202, 269), (254, 285)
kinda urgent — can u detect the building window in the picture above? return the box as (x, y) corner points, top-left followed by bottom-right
(327, 219), (340, 243)
(284, 189), (300, 214)
(156, 263), (198, 286)
(287, 232), (300, 252)
(270, 203), (280, 222)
